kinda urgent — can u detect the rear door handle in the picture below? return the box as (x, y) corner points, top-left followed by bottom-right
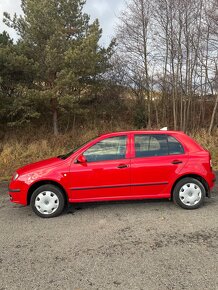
(171, 160), (183, 164)
(117, 164), (128, 169)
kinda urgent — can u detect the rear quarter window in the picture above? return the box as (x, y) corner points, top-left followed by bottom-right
(168, 136), (184, 155)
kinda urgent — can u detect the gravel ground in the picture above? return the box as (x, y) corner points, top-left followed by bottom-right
(0, 174), (217, 290)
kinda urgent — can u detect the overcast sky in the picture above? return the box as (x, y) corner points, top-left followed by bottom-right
(0, 0), (125, 45)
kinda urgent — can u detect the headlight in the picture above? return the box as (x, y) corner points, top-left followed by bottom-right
(13, 172), (19, 181)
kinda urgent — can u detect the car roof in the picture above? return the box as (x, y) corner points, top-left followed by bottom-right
(99, 130), (185, 137)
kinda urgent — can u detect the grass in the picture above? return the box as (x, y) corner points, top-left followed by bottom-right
(192, 129), (218, 169)
(0, 123), (131, 181)
(0, 127), (217, 181)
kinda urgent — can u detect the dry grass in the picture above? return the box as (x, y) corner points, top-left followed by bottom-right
(0, 127), (217, 181)
(191, 129), (218, 169)
(0, 123), (132, 180)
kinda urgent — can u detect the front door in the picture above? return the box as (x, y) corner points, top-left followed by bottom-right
(69, 135), (131, 202)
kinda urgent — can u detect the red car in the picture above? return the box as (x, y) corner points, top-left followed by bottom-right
(8, 130), (216, 218)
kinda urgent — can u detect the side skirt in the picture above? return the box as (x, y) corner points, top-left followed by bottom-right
(69, 194), (170, 203)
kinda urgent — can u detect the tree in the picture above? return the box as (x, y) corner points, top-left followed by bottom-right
(116, 0), (152, 128)
(0, 31), (37, 127)
(115, 0), (218, 131)
(4, 0), (113, 135)
(207, 0), (218, 134)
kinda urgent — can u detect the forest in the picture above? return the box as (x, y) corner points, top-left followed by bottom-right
(0, 0), (217, 179)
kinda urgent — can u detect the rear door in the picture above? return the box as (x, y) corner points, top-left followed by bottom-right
(131, 133), (188, 197)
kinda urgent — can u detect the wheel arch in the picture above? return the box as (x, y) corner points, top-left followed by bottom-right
(170, 174), (210, 199)
(27, 180), (68, 205)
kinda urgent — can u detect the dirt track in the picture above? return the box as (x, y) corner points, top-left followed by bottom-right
(0, 174), (217, 290)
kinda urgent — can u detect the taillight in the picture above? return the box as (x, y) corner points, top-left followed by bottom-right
(209, 153), (213, 170)
(210, 159), (213, 169)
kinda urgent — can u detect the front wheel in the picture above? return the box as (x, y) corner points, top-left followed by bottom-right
(173, 178), (206, 209)
(30, 184), (65, 218)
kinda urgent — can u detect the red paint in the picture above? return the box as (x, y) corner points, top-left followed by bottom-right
(8, 130), (216, 206)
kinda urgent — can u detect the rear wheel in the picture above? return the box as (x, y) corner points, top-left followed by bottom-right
(173, 177), (205, 209)
(30, 184), (65, 218)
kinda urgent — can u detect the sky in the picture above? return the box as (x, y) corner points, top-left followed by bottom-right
(0, 0), (125, 46)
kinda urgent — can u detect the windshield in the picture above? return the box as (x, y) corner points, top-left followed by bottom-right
(58, 137), (96, 160)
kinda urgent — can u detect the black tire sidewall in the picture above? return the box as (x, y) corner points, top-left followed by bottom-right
(30, 184), (65, 218)
(173, 177), (206, 209)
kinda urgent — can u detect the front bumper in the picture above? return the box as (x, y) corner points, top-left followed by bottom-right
(8, 187), (28, 206)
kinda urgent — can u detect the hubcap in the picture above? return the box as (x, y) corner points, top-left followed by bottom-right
(35, 191), (59, 215)
(179, 183), (202, 206)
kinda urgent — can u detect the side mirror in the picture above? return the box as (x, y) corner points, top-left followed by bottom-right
(77, 154), (87, 164)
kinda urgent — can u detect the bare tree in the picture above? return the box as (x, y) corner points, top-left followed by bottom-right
(207, 0), (218, 134)
(115, 0), (218, 131)
(116, 0), (153, 128)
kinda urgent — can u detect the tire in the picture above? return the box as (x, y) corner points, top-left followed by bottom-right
(30, 184), (65, 218)
(173, 177), (205, 209)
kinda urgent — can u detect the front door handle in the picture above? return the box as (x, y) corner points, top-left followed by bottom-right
(117, 164), (128, 169)
(171, 160), (183, 164)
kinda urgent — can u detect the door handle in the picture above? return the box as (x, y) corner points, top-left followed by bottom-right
(117, 164), (128, 169)
(171, 160), (183, 164)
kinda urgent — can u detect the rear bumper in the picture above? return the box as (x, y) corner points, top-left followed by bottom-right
(209, 172), (216, 188)
(206, 171), (216, 198)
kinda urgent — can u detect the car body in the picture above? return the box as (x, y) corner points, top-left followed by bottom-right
(8, 130), (216, 217)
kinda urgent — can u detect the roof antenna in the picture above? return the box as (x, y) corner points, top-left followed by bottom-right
(160, 127), (168, 131)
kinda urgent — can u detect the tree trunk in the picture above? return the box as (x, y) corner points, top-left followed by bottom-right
(208, 94), (218, 135)
(53, 108), (58, 136)
(51, 98), (59, 136)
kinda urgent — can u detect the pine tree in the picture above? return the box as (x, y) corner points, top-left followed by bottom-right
(0, 31), (37, 127)
(4, 0), (113, 135)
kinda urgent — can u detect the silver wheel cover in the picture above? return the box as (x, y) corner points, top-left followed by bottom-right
(179, 183), (202, 206)
(35, 191), (59, 215)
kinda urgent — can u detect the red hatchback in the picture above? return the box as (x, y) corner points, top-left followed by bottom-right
(9, 131), (216, 218)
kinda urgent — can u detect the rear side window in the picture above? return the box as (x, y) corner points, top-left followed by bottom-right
(134, 134), (184, 157)
(135, 135), (168, 157)
(167, 136), (184, 155)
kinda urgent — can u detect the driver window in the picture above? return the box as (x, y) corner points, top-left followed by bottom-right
(83, 136), (127, 162)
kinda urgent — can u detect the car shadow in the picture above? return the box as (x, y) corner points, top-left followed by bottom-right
(67, 198), (171, 213)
